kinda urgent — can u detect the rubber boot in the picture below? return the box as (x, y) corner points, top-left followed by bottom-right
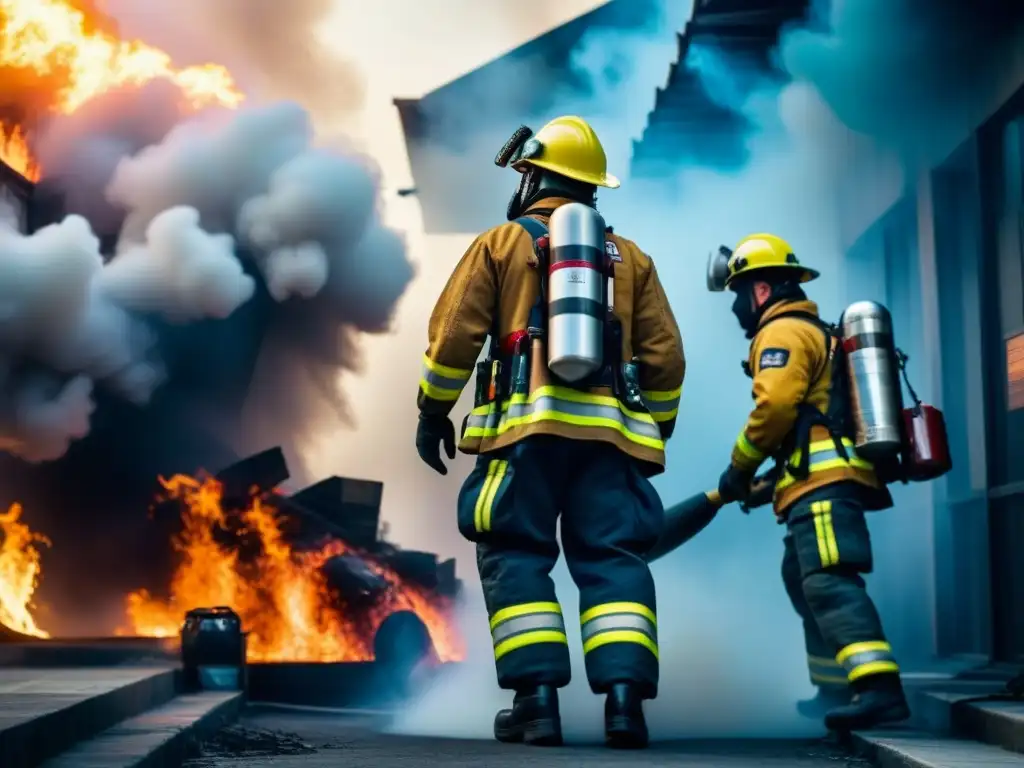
(823, 673), (910, 731)
(796, 686), (850, 718)
(493, 685), (563, 746)
(605, 682), (648, 749)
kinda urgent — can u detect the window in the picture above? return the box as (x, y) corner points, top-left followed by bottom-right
(984, 114), (1024, 487)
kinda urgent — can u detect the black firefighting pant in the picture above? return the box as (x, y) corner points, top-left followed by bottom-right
(781, 483), (899, 693)
(457, 435), (664, 698)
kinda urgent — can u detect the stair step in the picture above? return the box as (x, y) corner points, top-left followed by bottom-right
(40, 691), (243, 768)
(0, 667), (177, 768)
(954, 699), (1024, 755)
(852, 729), (1024, 767)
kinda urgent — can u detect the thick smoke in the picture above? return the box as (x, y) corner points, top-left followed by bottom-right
(392, 0), (989, 742)
(1, 96), (412, 470)
(100, 0), (364, 122)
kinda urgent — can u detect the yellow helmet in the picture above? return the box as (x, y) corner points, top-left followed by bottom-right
(511, 116), (620, 188)
(707, 233), (819, 292)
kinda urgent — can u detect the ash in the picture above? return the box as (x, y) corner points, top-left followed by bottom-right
(185, 723), (320, 762)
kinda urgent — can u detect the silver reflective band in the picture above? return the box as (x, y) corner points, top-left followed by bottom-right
(579, 613), (655, 643)
(491, 612), (566, 645)
(465, 394), (661, 441)
(706, 246), (731, 292)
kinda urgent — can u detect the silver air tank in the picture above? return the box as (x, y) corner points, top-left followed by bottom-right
(546, 202), (606, 382)
(840, 300), (904, 461)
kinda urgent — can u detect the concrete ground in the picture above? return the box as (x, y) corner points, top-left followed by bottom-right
(185, 705), (872, 767)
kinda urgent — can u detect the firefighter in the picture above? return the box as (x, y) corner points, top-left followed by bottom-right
(415, 115), (685, 749)
(708, 233), (910, 732)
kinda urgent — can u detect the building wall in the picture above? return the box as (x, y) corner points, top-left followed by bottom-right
(0, 164), (32, 233)
(836, 30), (1024, 660)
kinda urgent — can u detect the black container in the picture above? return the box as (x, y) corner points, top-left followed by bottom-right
(180, 606), (247, 692)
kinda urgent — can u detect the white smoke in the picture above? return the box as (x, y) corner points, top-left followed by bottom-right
(0, 100), (410, 463)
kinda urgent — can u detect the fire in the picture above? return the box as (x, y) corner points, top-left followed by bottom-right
(0, 502), (50, 638)
(0, 0), (244, 181)
(123, 475), (464, 663)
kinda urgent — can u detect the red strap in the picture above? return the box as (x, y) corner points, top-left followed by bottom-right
(501, 329), (528, 355)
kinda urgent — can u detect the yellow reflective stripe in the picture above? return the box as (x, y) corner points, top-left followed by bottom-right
(582, 630), (658, 658)
(474, 460), (499, 532)
(836, 641), (891, 665)
(642, 387), (681, 422)
(419, 354), (472, 401)
(848, 660), (900, 681)
(734, 432), (765, 461)
(480, 460), (507, 532)
(808, 654), (842, 669)
(810, 671), (850, 686)
(489, 601), (566, 661)
(489, 602), (562, 630)
(421, 354), (473, 380)
(463, 386), (663, 450)
(642, 386), (682, 402)
(579, 602), (656, 626)
(494, 630), (568, 660)
(810, 500), (839, 567)
(776, 438), (874, 490)
(836, 640), (898, 681)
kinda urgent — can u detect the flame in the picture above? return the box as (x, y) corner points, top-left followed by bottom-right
(123, 475), (465, 663)
(0, 0), (244, 181)
(0, 502), (50, 637)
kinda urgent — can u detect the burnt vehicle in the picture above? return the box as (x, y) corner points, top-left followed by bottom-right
(211, 447), (461, 665)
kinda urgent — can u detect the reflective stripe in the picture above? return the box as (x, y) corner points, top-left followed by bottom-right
(579, 602), (658, 659)
(808, 653), (848, 688)
(776, 438), (873, 490)
(642, 387), (681, 423)
(419, 354), (472, 401)
(474, 459), (508, 532)
(734, 431), (766, 462)
(463, 385), (663, 450)
(836, 641), (899, 682)
(489, 602), (567, 661)
(810, 500), (840, 567)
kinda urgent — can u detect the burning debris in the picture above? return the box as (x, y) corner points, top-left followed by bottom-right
(121, 472), (463, 663)
(0, 502), (49, 637)
(0, 454), (464, 662)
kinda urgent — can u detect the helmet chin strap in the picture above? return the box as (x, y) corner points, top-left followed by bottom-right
(507, 169), (597, 220)
(506, 167), (542, 221)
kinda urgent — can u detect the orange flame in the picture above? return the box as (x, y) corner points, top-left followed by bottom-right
(0, 502), (50, 637)
(122, 475), (464, 663)
(0, 0), (244, 181)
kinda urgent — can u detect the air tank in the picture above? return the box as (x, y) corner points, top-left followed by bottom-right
(840, 300), (904, 461)
(546, 202), (606, 382)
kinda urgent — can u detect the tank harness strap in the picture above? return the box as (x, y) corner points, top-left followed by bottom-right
(756, 311), (847, 480)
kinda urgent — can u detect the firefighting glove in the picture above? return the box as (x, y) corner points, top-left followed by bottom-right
(739, 473), (775, 514)
(718, 463), (756, 505)
(416, 413), (456, 475)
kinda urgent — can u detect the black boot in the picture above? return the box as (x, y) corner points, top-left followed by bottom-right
(605, 682), (648, 749)
(823, 673), (910, 731)
(493, 685), (563, 746)
(796, 686), (850, 718)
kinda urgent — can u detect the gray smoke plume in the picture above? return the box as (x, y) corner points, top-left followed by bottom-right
(100, 0), (364, 123)
(0, 97), (412, 468)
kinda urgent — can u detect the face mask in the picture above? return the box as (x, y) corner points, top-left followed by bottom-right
(731, 286), (760, 339)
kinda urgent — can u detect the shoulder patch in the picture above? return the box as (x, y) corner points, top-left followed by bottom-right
(605, 239), (622, 261)
(758, 347), (790, 370)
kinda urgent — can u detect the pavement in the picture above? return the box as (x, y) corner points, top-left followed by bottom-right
(183, 705), (873, 767)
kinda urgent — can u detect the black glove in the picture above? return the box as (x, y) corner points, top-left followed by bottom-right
(415, 414), (456, 475)
(739, 473), (775, 514)
(718, 463), (756, 505)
